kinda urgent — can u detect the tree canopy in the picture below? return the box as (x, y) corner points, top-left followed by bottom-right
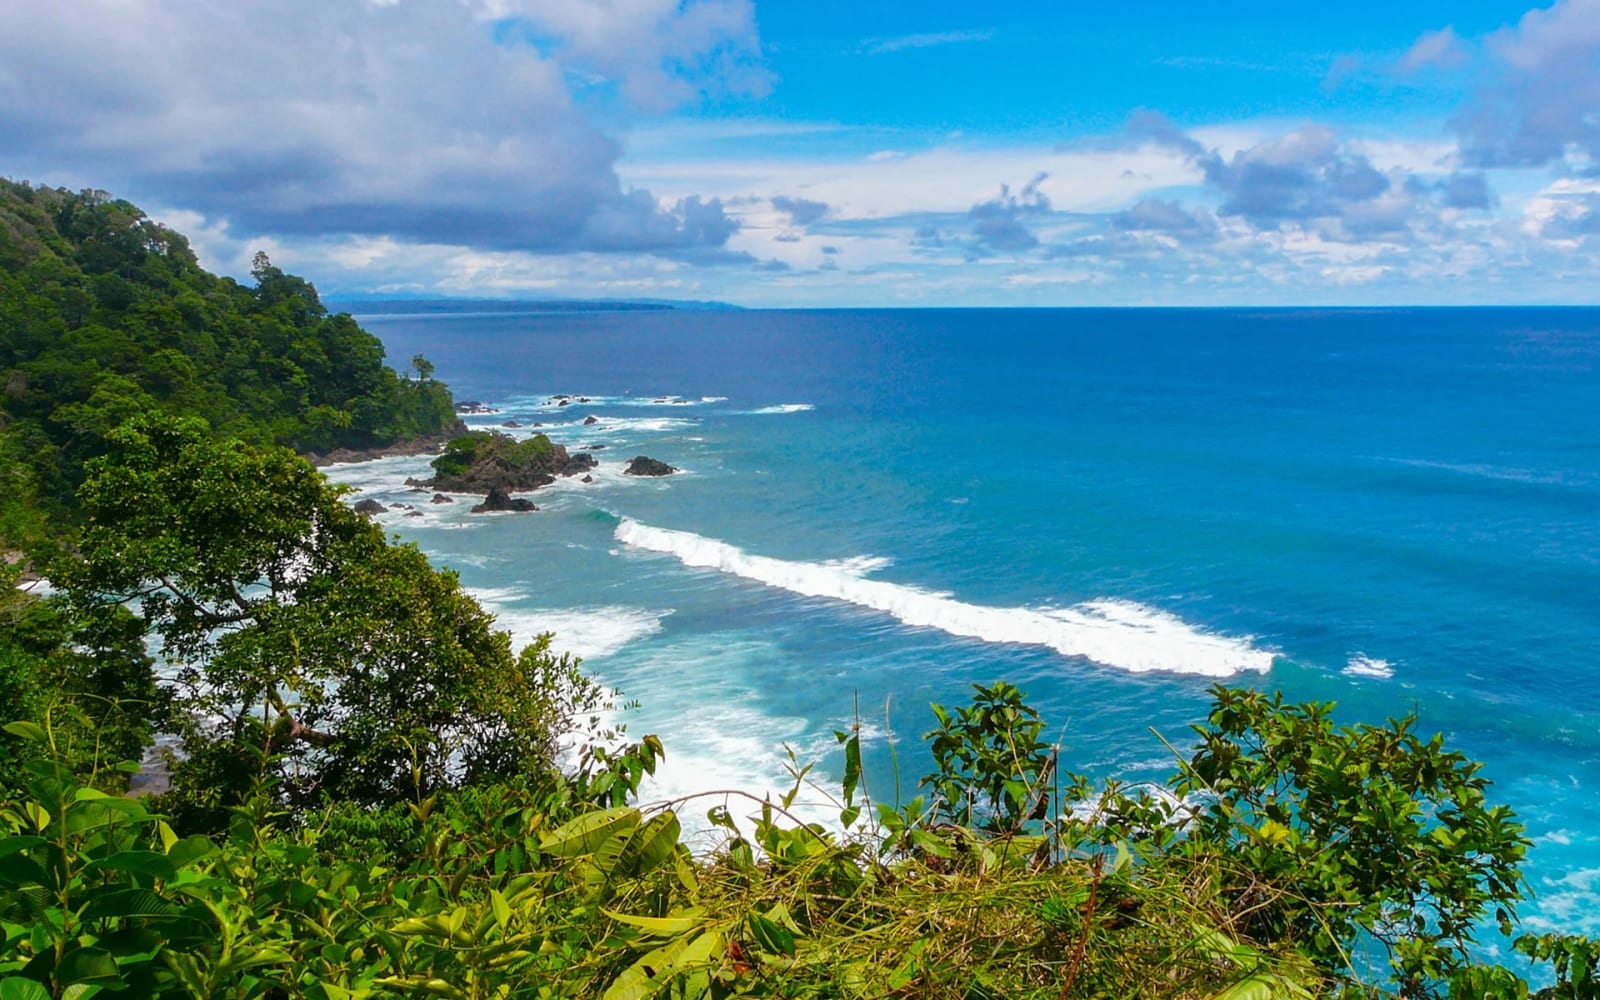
(0, 178), (458, 553)
(59, 415), (598, 827)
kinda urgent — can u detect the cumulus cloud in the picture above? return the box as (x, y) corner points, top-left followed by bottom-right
(770, 195), (830, 226)
(1444, 0), (1600, 166)
(969, 173), (1052, 253)
(1110, 198), (1219, 240)
(0, 0), (762, 260)
(1197, 126), (1392, 228)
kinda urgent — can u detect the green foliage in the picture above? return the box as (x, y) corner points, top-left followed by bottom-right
(923, 680), (1088, 836)
(1101, 686), (1531, 996)
(0, 574), (159, 796)
(429, 430), (556, 481)
(0, 178), (459, 553)
(0, 682), (1594, 999)
(63, 414), (597, 823)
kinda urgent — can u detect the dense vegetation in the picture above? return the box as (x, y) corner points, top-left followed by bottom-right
(0, 179), (458, 554)
(0, 185), (1594, 998)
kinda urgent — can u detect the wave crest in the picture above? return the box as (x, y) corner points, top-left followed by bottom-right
(613, 518), (1274, 678)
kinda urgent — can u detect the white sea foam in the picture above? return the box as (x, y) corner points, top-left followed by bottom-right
(612, 518), (1274, 677)
(745, 403), (814, 415)
(506, 393), (726, 409)
(1342, 654), (1394, 679)
(469, 589), (665, 661)
(820, 555), (894, 576)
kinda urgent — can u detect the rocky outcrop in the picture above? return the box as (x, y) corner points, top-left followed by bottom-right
(583, 415), (598, 425)
(624, 455), (678, 477)
(561, 452), (598, 477)
(423, 430), (596, 496)
(303, 422), (468, 467)
(430, 493), (454, 504)
(471, 487), (536, 513)
(353, 498), (386, 516)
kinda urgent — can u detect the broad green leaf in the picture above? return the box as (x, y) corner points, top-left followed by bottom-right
(0, 837), (45, 859)
(748, 913), (795, 957)
(164, 836), (216, 869)
(2, 723), (48, 745)
(0, 979), (51, 1000)
(79, 888), (182, 921)
(603, 908), (704, 937)
(540, 807), (639, 859)
(604, 935), (692, 1000)
(56, 948), (123, 987)
(84, 851), (176, 881)
(619, 810), (680, 876)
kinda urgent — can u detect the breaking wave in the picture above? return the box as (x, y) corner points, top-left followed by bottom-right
(612, 518), (1274, 677)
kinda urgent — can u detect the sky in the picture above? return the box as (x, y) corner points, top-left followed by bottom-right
(4, 1), (1600, 306)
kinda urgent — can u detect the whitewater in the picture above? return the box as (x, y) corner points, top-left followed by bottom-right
(612, 517), (1273, 677)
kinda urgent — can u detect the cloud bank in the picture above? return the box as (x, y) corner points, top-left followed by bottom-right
(0, 0), (761, 260)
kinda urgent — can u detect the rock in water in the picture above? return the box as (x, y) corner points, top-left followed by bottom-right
(561, 452), (598, 476)
(430, 494), (454, 504)
(581, 474), (594, 483)
(624, 455), (678, 477)
(583, 415), (599, 425)
(471, 487), (537, 513)
(353, 499), (386, 515)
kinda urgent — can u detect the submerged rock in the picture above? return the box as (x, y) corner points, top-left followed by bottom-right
(430, 494), (454, 504)
(581, 474), (594, 483)
(583, 415), (599, 425)
(624, 455), (678, 477)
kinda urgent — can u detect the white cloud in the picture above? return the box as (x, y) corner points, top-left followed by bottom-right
(0, 0), (763, 258)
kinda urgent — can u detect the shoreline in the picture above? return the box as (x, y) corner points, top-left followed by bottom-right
(302, 422), (467, 468)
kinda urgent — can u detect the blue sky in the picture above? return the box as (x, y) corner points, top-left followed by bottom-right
(4, 1), (1599, 305)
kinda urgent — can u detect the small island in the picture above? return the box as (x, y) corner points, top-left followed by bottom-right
(404, 430), (598, 512)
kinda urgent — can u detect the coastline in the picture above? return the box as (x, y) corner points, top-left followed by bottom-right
(302, 422), (467, 468)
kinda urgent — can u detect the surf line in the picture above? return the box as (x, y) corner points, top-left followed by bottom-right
(613, 517), (1274, 678)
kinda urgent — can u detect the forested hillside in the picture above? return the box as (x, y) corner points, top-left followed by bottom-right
(0, 179), (456, 552)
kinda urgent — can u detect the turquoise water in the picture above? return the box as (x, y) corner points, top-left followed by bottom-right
(328, 306), (1600, 933)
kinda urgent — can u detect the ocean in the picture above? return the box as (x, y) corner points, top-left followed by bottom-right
(326, 306), (1600, 935)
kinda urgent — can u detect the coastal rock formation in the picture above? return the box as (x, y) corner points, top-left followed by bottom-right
(430, 493), (454, 504)
(583, 415), (598, 425)
(561, 452), (598, 477)
(423, 430), (595, 497)
(624, 455), (678, 477)
(471, 487), (536, 513)
(304, 422), (468, 467)
(353, 499), (386, 516)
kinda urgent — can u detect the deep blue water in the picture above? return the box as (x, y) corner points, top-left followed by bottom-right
(330, 306), (1600, 934)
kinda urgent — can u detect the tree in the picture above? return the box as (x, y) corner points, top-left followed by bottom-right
(1102, 686), (1530, 997)
(64, 414), (598, 825)
(411, 353), (434, 382)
